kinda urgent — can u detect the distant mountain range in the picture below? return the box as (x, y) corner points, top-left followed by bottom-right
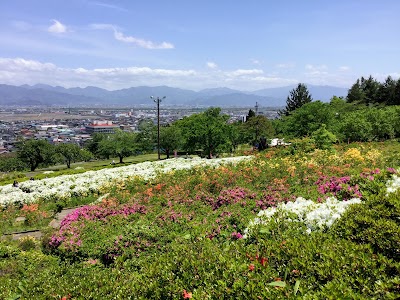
(0, 83), (349, 107)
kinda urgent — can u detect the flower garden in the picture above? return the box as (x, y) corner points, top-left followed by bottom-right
(0, 142), (399, 299)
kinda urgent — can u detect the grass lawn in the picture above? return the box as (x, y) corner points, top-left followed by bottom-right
(1, 153), (167, 186)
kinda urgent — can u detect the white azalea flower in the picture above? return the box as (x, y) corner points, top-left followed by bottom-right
(386, 174), (400, 194)
(244, 197), (362, 238)
(0, 156), (252, 207)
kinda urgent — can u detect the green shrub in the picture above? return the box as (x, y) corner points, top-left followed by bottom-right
(0, 242), (20, 258)
(286, 137), (316, 154)
(331, 191), (400, 261)
(312, 124), (337, 150)
(17, 236), (37, 251)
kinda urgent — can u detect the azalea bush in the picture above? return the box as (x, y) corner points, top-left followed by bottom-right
(0, 156), (251, 207)
(0, 141), (400, 299)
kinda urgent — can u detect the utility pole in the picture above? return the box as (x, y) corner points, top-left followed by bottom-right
(150, 96), (166, 160)
(255, 102), (259, 146)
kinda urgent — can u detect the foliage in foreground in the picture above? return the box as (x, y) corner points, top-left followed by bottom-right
(0, 142), (400, 299)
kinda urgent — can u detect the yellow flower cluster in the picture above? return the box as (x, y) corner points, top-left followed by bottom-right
(267, 162), (280, 169)
(365, 149), (382, 164)
(343, 148), (364, 162)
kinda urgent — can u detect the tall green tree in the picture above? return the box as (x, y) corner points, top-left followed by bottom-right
(84, 133), (107, 158)
(279, 101), (334, 138)
(227, 122), (246, 152)
(17, 139), (55, 171)
(360, 76), (380, 105)
(98, 130), (138, 163)
(159, 125), (183, 159)
(377, 76), (396, 105)
(242, 115), (275, 145)
(56, 143), (83, 168)
(365, 108), (395, 140)
(347, 79), (365, 103)
(177, 107), (231, 158)
(136, 119), (157, 153)
(340, 110), (373, 142)
(280, 83), (313, 116)
(392, 78), (400, 106)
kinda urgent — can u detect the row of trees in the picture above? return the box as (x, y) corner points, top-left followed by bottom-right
(276, 79), (400, 143)
(347, 75), (400, 106)
(275, 98), (400, 142)
(0, 140), (94, 172)
(87, 107), (275, 161)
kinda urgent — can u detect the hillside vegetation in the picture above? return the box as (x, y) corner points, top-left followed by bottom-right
(1, 141), (399, 299)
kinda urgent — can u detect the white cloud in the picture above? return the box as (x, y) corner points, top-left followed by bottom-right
(228, 69), (264, 77)
(0, 57), (300, 91)
(113, 30), (174, 49)
(0, 57), (56, 71)
(206, 62), (218, 69)
(0, 58), (195, 90)
(48, 19), (67, 33)
(251, 59), (261, 65)
(89, 24), (174, 49)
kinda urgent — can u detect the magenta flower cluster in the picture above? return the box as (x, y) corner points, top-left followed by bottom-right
(201, 187), (256, 210)
(315, 176), (362, 200)
(231, 232), (243, 239)
(49, 204), (147, 249)
(256, 184), (291, 210)
(360, 168), (381, 181)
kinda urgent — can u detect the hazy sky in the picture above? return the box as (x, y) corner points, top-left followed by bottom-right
(0, 0), (399, 91)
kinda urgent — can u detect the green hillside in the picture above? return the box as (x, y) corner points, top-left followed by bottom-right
(1, 142), (399, 299)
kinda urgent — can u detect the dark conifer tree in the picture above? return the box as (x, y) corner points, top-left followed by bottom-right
(393, 78), (400, 106)
(377, 76), (396, 105)
(360, 76), (380, 105)
(347, 79), (365, 103)
(280, 83), (313, 116)
(246, 109), (256, 121)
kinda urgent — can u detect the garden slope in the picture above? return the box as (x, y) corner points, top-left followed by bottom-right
(0, 143), (399, 299)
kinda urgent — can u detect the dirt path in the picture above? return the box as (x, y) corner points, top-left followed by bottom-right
(48, 207), (78, 229)
(1, 207), (80, 241)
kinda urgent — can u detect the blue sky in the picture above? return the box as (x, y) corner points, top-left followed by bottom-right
(0, 0), (399, 91)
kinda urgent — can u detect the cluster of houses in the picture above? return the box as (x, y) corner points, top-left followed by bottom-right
(0, 106), (282, 155)
(0, 120), (117, 154)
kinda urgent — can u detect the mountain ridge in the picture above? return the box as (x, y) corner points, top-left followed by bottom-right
(0, 83), (348, 107)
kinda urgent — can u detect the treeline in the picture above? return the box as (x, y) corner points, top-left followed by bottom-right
(275, 77), (400, 143)
(347, 75), (400, 106)
(274, 97), (400, 142)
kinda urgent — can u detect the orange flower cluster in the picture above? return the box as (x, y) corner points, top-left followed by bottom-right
(21, 203), (39, 213)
